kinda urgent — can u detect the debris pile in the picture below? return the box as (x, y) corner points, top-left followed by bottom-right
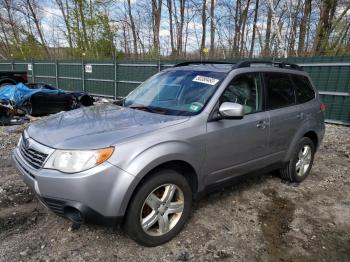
(0, 83), (94, 125)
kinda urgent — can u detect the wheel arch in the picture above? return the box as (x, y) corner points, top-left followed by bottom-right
(284, 127), (319, 162)
(303, 130), (318, 148)
(119, 159), (199, 221)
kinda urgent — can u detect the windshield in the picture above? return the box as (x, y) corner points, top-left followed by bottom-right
(124, 70), (226, 116)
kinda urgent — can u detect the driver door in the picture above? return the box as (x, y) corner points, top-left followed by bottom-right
(204, 72), (270, 185)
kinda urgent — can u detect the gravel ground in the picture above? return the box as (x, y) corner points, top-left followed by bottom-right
(0, 122), (349, 261)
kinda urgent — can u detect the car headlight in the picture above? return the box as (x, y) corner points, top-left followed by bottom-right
(44, 147), (114, 173)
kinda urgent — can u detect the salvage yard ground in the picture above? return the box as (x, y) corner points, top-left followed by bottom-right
(0, 121), (349, 261)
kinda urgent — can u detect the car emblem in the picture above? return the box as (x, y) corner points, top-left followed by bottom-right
(23, 138), (30, 149)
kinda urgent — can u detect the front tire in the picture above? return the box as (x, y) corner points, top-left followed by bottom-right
(124, 169), (192, 246)
(279, 137), (315, 183)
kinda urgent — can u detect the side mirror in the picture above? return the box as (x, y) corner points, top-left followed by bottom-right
(219, 102), (244, 119)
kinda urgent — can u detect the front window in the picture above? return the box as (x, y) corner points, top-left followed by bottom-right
(124, 70), (226, 116)
(220, 73), (263, 114)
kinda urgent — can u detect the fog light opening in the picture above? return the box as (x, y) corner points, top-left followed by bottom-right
(64, 206), (84, 225)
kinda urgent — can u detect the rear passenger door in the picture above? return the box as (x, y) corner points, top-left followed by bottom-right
(263, 72), (305, 157)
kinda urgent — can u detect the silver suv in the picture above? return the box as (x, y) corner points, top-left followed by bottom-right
(13, 61), (325, 246)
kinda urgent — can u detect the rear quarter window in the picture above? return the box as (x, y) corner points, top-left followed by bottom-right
(291, 75), (315, 104)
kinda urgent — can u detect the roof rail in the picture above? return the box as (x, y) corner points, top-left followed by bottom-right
(174, 61), (234, 67)
(235, 60), (303, 71)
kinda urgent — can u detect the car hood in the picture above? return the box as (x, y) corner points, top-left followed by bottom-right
(27, 104), (189, 149)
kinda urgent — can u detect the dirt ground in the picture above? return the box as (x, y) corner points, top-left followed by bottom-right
(0, 122), (349, 261)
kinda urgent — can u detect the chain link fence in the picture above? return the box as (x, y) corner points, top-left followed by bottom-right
(0, 57), (349, 125)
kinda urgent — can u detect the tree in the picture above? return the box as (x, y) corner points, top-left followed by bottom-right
(0, 0), (349, 59)
(200, 0), (207, 57)
(151, 0), (162, 54)
(298, 0), (311, 55)
(167, 0), (176, 54)
(55, 0), (74, 50)
(249, 0), (259, 58)
(209, 0), (215, 57)
(177, 0), (186, 56)
(25, 0), (51, 58)
(127, 0), (138, 55)
(263, 3), (272, 57)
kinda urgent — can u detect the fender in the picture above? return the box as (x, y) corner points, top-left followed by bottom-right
(115, 140), (204, 216)
(284, 118), (319, 162)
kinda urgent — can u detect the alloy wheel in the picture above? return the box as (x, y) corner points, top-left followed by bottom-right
(295, 145), (312, 177)
(140, 184), (184, 236)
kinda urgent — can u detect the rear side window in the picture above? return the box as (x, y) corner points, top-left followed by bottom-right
(264, 73), (296, 110)
(291, 75), (315, 103)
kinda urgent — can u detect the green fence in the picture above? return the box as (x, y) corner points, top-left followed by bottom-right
(0, 57), (349, 125)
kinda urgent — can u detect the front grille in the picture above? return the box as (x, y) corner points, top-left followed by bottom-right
(19, 139), (48, 169)
(43, 198), (65, 215)
(15, 155), (36, 178)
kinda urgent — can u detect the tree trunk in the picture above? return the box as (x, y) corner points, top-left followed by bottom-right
(77, 0), (89, 51)
(200, 0), (207, 56)
(287, 0), (301, 56)
(167, 0), (176, 55)
(239, 0), (250, 57)
(249, 0), (259, 58)
(313, 0), (337, 54)
(177, 0), (186, 56)
(152, 0), (162, 54)
(233, 0), (241, 57)
(26, 0), (51, 58)
(209, 0), (215, 57)
(56, 0), (73, 50)
(297, 0), (311, 55)
(263, 5), (272, 57)
(127, 0), (138, 55)
(184, 0), (190, 57)
(122, 23), (128, 54)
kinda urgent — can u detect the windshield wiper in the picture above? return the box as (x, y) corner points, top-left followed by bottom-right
(129, 105), (166, 114)
(129, 105), (156, 113)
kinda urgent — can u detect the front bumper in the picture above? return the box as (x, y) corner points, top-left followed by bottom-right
(12, 146), (135, 224)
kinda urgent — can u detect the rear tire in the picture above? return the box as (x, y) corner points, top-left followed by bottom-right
(124, 169), (192, 246)
(279, 137), (315, 183)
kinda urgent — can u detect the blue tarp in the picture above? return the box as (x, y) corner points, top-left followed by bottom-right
(0, 83), (65, 106)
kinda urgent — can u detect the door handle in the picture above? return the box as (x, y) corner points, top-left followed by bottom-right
(257, 120), (268, 129)
(297, 112), (304, 119)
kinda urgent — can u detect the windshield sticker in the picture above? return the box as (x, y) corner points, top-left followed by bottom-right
(192, 75), (220, 86)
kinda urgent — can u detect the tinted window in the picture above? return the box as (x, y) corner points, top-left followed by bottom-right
(291, 75), (315, 103)
(264, 73), (295, 110)
(220, 73), (262, 114)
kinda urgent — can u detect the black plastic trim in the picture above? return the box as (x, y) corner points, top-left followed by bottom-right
(42, 197), (123, 226)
